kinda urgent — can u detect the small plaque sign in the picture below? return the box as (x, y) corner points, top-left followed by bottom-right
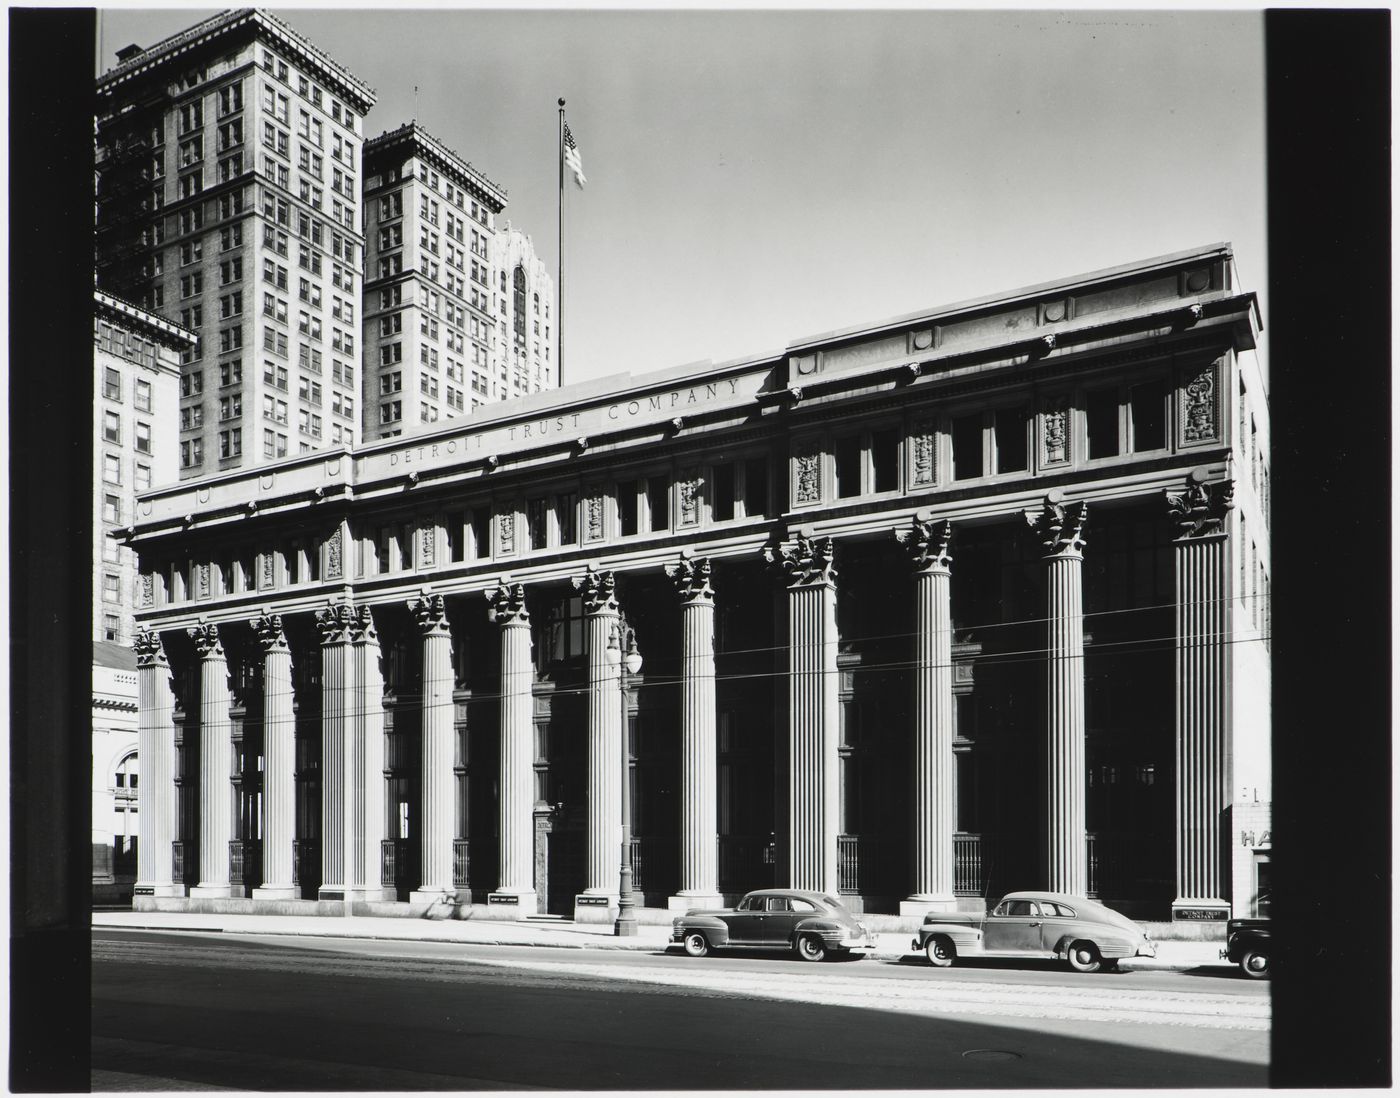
(1173, 907), (1228, 921)
(134, 886), (154, 896)
(488, 893), (519, 905)
(576, 895), (609, 907)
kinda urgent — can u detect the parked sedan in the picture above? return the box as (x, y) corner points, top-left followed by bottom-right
(1221, 917), (1270, 979)
(911, 891), (1156, 973)
(672, 889), (877, 962)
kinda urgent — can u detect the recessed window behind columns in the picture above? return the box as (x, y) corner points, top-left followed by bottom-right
(1130, 379), (1167, 452)
(646, 479), (669, 531)
(447, 511), (466, 563)
(557, 493), (578, 546)
(712, 462), (735, 521)
(871, 427), (900, 492)
(951, 414), (983, 480)
(994, 407), (1029, 474)
(1085, 388), (1121, 459)
(834, 435), (862, 498)
(743, 456), (768, 516)
(617, 479), (639, 536)
(469, 509), (490, 558)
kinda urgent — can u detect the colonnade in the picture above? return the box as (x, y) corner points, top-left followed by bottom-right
(133, 484), (1236, 916)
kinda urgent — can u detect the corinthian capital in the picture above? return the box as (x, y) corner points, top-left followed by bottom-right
(133, 628), (169, 669)
(487, 581), (530, 625)
(666, 554), (714, 604)
(1026, 495), (1088, 558)
(1165, 477), (1234, 540)
(352, 605), (378, 644)
(895, 518), (953, 574)
(572, 564), (618, 614)
(764, 533), (837, 588)
(316, 602), (358, 645)
(410, 592), (451, 637)
(187, 622), (224, 659)
(251, 613), (289, 654)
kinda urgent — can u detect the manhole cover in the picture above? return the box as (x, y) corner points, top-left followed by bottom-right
(962, 1049), (1022, 1062)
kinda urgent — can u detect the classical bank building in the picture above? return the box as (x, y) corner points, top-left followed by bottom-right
(127, 245), (1271, 925)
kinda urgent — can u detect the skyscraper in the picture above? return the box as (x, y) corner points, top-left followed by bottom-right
(96, 8), (377, 477)
(491, 223), (557, 402)
(362, 122), (507, 438)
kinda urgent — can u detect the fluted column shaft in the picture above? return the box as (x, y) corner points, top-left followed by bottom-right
(489, 582), (536, 913)
(134, 631), (182, 897)
(252, 616), (296, 899)
(189, 624), (232, 896)
(668, 556), (719, 905)
(573, 566), (621, 902)
(317, 604), (357, 898)
(357, 610), (387, 898)
(766, 536), (839, 895)
(1027, 497), (1089, 896)
(898, 520), (955, 909)
(412, 594), (457, 899)
(1168, 479), (1234, 912)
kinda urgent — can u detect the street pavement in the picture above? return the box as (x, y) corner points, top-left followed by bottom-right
(94, 909), (1230, 971)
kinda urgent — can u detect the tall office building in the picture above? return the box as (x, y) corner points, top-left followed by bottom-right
(362, 122), (508, 438)
(491, 224), (557, 402)
(96, 8), (377, 478)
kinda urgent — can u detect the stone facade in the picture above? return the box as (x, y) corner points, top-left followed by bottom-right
(126, 244), (1269, 922)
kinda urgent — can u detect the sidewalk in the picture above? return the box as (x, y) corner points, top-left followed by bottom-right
(93, 910), (1233, 971)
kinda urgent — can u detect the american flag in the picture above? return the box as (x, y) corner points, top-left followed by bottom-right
(563, 122), (586, 189)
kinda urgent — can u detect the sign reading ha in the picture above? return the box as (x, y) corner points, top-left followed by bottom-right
(360, 373), (763, 482)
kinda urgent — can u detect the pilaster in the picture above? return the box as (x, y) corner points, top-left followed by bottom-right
(895, 518), (957, 915)
(250, 614), (296, 899)
(572, 564), (621, 920)
(665, 554), (722, 911)
(764, 534), (840, 895)
(409, 593), (457, 903)
(1026, 494), (1089, 896)
(187, 622), (233, 898)
(1167, 475), (1235, 921)
(133, 630), (185, 898)
(487, 581), (538, 917)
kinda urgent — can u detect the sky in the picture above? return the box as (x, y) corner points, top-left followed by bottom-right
(98, 5), (1267, 387)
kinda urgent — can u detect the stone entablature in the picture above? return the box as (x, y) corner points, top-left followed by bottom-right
(128, 246), (1260, 621)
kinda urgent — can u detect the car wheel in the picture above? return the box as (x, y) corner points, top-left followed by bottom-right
(924, 935), (956, 968)
(796, 934), (828, 963)
(1066, 940), (1103, 973)
(682, 931), (710, 958)
(1240, 949), (1270, 979)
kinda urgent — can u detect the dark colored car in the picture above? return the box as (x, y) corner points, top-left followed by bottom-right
(671, 889), (877, 962)
(1221, 918), (1270, 979)
(911, 891), (1156, 973)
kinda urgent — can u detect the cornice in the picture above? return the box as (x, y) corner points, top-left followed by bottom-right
(365, 122), (508, 209)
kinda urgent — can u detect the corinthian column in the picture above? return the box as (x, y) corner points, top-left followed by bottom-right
(316, 602), (357, 900)
(764, 533), (840, 895)
(572, 564), (621, 920)
(410, 593), (457, 903)
(1166, 475), (1235, 921)
(133, 630), (184, 898)
(1026, 493), (1089, 896)
(355, 607), (392, 901)
(666, 554), (722, 911)
(251, 614), (296, 899)
(896, 518), (957, 916)
(487, 581), (537, 917)
(187, 622), (232, 897)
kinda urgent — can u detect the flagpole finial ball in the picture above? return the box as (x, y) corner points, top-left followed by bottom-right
(559, 97), (565, 107)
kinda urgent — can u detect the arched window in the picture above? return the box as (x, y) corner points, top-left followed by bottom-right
(513, 266), (527, 339)
(114, 751), (139, 796)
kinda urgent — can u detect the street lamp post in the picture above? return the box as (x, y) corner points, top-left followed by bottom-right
(612, 621), (642, 936)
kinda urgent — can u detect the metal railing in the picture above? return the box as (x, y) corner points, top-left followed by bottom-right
(452, 840), (471, 890)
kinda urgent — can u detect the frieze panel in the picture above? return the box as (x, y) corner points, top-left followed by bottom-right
(140, 573), (155, 608)
(793, 438), (823, 506)
(910, 419), (936, 487)
(325, 526), (343, 580)
(1042, 399), (1071, 466)
(678, 473), (703, 528)
(196, 563), (211, 600)
(584, 493), (606, 543)
(260, 551), (275, 590)
(420, 526), (435, 568)
(498, 512), (515, 556)
(1181, 360), (1220, 445)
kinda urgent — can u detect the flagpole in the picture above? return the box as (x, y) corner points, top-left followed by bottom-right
(558, 98), (565, 387)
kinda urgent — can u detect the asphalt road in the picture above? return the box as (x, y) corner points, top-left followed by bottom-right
(93, 929), (1269, 1091)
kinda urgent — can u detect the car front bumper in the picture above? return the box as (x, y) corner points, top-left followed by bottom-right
(836, 936), (877, 953)
(1136, 941), (1157, 958)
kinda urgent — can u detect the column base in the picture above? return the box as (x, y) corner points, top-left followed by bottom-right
(900, 896), (957, 918)
(487, 891), (539, 918)
(252, 884), (297, 900)
(188, 884), (232, 899)
(133, 882), (186, 899)
(1171, 897), (1231, 923)
(574, 892), (617, 923)
(668, 892), (723, 912)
